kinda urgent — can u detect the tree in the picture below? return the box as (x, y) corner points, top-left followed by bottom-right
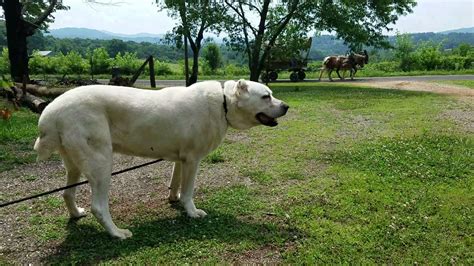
(106, 39), (128, 57)
(157, 0), (227, 85)
(203, 43), (222, 72)
(87, 47), (111, 75)
(456, 43), (471, 57)
(395, 34), (415, 71)
(1, 0), (68, 82)
(224, 0), (416, 81)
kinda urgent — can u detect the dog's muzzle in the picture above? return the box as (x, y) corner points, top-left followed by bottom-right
(256, 103), (289, 127)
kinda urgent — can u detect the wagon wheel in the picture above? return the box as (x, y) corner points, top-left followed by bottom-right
(297, 70), (306, 81)
(269, 71), (278, 81)
(290, 72), (299, 82)
(260, 72), (269, 83)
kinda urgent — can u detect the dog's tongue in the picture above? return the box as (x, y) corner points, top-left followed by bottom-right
(256, 113), (278, 127)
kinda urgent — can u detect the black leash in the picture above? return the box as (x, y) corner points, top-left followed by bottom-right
(0, 159), (163, 208)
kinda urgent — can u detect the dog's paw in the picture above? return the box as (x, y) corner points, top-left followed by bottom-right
(168, 193), (180, 203)
(71, 207), (87, 218)
(113, 228), (133, 240)
(187, 209), (207, 218)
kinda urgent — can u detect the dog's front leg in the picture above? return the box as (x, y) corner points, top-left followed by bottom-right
(168, 162), (181, 202)
(180, 160), (207, 218)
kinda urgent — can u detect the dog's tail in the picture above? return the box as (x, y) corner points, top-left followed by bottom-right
(34, 124), (60, 162)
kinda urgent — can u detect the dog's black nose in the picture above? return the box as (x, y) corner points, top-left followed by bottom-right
(282, 103), (289, 111)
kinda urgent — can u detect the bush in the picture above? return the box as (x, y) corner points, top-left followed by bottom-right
(440, 55), (469, 70)
(154, 60), (173, 76)
(88, 48), (111, 75)
(414, 43), (442, 71)
(366, 61), (400, 72)
(203, 43), (222, 73)
(63, 51), (89, 75)
(112, 52), (141, 75)
(223, 64), (248, 76)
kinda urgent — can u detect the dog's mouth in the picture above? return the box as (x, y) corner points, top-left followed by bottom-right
(256, 112), (278, 127)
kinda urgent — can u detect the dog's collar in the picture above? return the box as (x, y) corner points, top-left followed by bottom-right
(222, 89), (231, 127)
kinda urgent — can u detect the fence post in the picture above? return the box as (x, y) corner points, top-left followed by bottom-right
(149, 56), (156, 88)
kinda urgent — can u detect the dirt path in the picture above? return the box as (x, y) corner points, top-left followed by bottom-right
(349, 80), (474, 97)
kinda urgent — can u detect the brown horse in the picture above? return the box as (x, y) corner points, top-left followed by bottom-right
(319, 50), (369, 81)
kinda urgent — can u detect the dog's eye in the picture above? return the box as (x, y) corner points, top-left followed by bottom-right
(261, 95), (271, 100)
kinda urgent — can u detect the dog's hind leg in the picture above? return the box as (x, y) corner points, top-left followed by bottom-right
(63, 130), (132, 239)
(180, 160), (207, 218)
(59, 148), (86, 218)
(86, 150), (132, 239)
(168, 162), (181, 202)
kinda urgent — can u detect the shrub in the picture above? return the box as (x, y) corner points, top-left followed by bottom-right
(63, 51), (89, 75)
(413, 43), (442, 71)
(367, 61), (400, 72)
(154, 60), (173, 76)
(203, 43), (222, 72)
(223, 63), (248, 76)
(112, 52), (141, 75)
(87, 48), (111, 75)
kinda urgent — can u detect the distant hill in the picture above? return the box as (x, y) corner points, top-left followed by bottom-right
(309, 29), (474, 60)
(38, 27), (474, 61)
(45, 27), (163, 43)
(439, 27), (474, 34)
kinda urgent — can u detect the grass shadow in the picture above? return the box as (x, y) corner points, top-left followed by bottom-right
(43, 209), (303, 264)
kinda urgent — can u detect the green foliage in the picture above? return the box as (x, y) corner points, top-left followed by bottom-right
(0, 47), (10, 75)
(203, 43), (222, 72)
(112, 52), (141, 75)
(62, 51), (89, 75)
(223, 63), (248, 76)
(20, 1), (69, 31)
(455, 42), (471, 56)
(29, 51), (56, 75)
(154, 60), (173, 76)
(87, 47), (111, 75)
(414, 42), (443, 71)
(395, 34), (416, 71)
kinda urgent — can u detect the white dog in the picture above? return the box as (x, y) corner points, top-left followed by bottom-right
(34, 79), (289, 239)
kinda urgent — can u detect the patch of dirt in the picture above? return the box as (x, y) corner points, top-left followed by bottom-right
(352, 80), (474, 97)
(227, 244), (283, 264)
(350, 80), (474, 133)
(438, 100), (474, 133)
(0, 138), (252, 264)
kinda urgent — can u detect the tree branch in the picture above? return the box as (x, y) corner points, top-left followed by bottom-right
(259, 0), (300, 71)
(32, 0), (58, 28)
(225, 0), (257, 37)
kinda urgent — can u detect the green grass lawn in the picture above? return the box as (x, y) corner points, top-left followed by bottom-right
(0, 83), (472, 264)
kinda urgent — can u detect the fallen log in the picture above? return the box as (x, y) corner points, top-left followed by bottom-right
(14, 82), (69, 98)
(1, 85), (49, 114)
(22, 91), (49, 113)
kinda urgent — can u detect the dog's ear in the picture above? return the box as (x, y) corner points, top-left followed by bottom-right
(234, 79), (249, 98)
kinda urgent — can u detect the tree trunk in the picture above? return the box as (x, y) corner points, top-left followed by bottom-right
(3, 0), (30, 83)
(249, 66), (261, 82)
(189, 49), (199, 85)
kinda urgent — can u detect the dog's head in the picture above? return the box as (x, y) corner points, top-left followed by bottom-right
(224, 79), (289, 130)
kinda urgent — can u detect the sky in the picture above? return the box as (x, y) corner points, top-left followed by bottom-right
(39, 0), (474, 35)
